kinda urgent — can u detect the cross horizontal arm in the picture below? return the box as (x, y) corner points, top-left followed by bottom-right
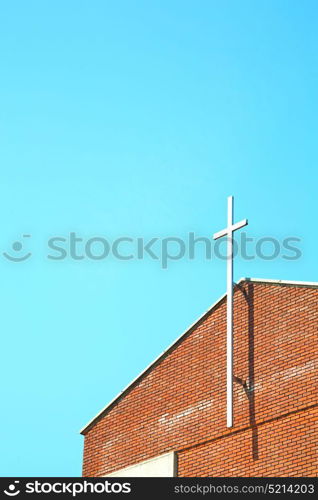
(232, 218), (248, 232)
(213, 218), (248, 240)
(213, 227), (228, 240)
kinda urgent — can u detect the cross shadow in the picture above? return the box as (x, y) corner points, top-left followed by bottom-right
(235, 282), (259, 460)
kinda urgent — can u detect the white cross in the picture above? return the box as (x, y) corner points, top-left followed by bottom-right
(213, 196), (248, 428)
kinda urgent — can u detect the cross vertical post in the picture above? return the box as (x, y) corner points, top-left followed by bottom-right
(213, 196), (248, 428)
(227, 196), (234, 429)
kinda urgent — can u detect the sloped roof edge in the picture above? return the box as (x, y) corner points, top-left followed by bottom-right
(80, 277), (318, 435)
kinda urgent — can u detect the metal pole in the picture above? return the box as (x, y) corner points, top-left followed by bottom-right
(227, 195), (233, 428)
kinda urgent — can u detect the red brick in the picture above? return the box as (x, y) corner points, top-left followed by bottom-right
(82, 281), (318, 477)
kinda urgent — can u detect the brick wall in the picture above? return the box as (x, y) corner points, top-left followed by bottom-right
(82, 281), (318, 477)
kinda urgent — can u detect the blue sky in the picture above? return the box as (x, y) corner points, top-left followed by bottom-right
(0, 1), (317, 476)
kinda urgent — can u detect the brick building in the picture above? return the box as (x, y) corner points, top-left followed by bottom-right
(81, 278), (318, 477)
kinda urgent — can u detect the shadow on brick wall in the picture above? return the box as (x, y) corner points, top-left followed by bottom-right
(236, 282), (259, 460)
